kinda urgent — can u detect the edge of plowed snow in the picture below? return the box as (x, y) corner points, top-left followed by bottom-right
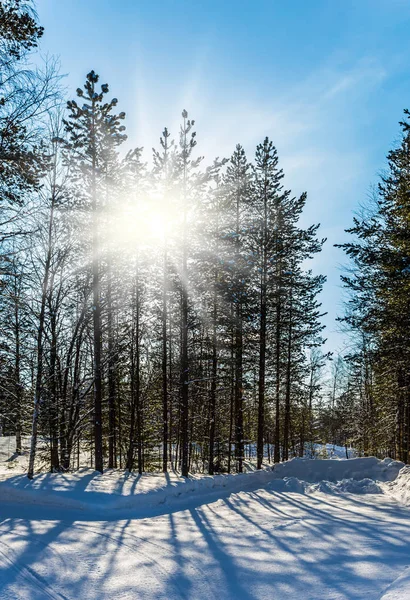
(0, 456), (405, 514)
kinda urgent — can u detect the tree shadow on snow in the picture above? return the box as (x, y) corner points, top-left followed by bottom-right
(1, 477), (410, 599)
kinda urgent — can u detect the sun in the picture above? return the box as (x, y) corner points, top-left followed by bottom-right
(107, 195), (179, 251)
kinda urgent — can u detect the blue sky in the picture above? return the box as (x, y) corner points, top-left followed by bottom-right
(36, 0), (410, 355)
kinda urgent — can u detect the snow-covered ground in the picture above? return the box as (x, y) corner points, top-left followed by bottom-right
(1, 442), (410, 599)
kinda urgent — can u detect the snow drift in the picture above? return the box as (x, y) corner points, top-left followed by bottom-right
(267, 456), (403, 496)
(0, 467), (277, 514)
(268, 475), (383, 495)
(381, 464), (410, 506)
(0, 455), (406, 515)
(272, 455), (403, 482)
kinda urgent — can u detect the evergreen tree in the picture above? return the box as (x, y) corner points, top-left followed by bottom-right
(63, 71), (126, 473)
(223, 144), (251, 472)
(339, 108), (410, 462)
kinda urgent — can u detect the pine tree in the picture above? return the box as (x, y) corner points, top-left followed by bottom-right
(339, 108), (410, 462)
(152, 127), (178, 472)
(63, 71), (127, 473)
(223, 144), (251, 472)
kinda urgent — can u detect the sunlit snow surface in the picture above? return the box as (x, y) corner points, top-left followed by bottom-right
(1, 452), (410, 598)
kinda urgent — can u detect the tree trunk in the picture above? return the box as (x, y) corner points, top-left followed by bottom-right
(180, 113), (189, 478)
(91, 93), (103, 474)
(49, 304), (60, 471)
(28, 194), (56, 479)
(209, 284), (218, 475)
(107, 265), (117, 469)
(283, 278), (293, 462)
(274, 295), (281, 464)
(162, 243), (168, 472)
(13, 282), (22, 455)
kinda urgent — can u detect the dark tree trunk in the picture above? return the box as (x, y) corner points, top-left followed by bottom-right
(91, 95), (103, 474)
(228, 316), (235, 474)
(274, 296), (281, 464)
(107, 268), (117, 469)
(28, 194), (56, 479)
(235, 182), (245, 473)
(126, 262), (142, 473)
(209, 286), (218, 475)
(180, 113), (190, 478)
(13, 284), (22, 455)
(162, 243), (168, 472)
(49, 304), (60, 472)
(257, 180), (268, 470)
(283, 279), (293, 462)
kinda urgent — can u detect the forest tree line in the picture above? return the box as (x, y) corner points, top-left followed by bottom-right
(335, 108), (410, 464)
(0, 0), (408, 478)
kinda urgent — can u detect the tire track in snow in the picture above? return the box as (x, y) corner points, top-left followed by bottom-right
(0, 521), (70, 580)
(75, 521), (218, 599)
(0, 539), (69, 600)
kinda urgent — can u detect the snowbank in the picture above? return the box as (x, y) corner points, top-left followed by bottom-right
(0, 455), (405, 515)
(0, 466), (276, 514)
(268, 476), (383, 495)
(272, 456), (403, 483)
(382, 465), (410, 506)
(264, 456), (402, 496)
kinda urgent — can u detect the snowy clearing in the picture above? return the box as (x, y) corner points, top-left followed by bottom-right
(1, 456), (410, 599)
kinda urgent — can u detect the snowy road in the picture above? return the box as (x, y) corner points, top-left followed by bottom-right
(1, 483), (410, 599)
